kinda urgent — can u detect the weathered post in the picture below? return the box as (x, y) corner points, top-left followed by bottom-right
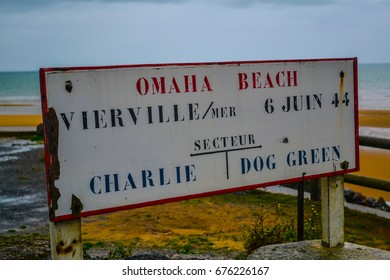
(50, 219), (83, 260)
(320, 175), (344, 247)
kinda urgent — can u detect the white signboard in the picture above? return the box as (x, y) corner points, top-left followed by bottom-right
(40, 58), (359, 221)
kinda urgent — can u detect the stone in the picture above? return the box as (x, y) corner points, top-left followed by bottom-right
(344, 189), (354, 202)
(351, 192), (366, 204)
(248, 240), (390, 260)
(363, 197), (376, 207)
(376, 197), (390, 212)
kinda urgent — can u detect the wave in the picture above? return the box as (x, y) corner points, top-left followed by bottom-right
(0, 95), (40, 103)
(359, 89), (390, 110)
(0, 139), (43, 162)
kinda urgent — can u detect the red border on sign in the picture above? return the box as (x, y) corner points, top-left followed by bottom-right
(40, 57), (359, 222)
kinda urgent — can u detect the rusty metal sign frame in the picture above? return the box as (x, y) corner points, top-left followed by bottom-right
(40, 58), (359, 222)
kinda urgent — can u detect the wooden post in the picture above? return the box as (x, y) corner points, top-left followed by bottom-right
(320, 175), (344, 247)
(50, 218), (83, 260)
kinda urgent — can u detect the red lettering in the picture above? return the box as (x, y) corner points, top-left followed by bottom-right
(184, 75), (197, 93)
(151, 77), (166, 94)
(169, 77), (181, 93)
(136, 78), (149, 96)
(137, 75), (213, 95)
(263, 73), (274, 88)
(287, 71), (298, 87)
(252, 72), (262, 88)
(237, 70), (298, 91)
(276, 71), (285, 87)
(238, 73), (248, 90)
(201, 76), (213, 92)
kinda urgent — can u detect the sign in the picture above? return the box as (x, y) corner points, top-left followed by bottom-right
(40, 58), (359, 221)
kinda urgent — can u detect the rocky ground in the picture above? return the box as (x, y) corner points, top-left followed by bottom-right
(344, 188), (390, 212)
(0, 141), (51, 259)
(0, 145), (48, 234)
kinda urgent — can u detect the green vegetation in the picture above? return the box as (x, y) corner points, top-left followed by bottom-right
(166, 235), (215, 254)
(0, 131), (43, 143)
(241, 201), (321, 254)
(0, 233), (50, 260)
(106, 243), (133, 260)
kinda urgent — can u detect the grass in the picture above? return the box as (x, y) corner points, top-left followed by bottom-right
(0, 233), (51, 260)
(0, 131), (43, 143)
(81, 190), (390, 256)
(344, 207), (389, 249)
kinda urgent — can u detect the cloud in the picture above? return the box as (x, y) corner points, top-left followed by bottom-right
(1, 0), (389, 71)
(0, 0), (338, 13)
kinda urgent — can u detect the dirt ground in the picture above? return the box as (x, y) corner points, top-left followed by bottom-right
(0, 142), (52, 259)
(0, 146), (48, 234)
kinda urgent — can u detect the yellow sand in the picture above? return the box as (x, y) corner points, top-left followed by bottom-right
(348, 109), (390, 200)
(345, 146), (390, 201)
(0, 115), (42, 127)
(359, 110), (390, 128)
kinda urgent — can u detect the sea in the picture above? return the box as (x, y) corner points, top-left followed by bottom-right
(358, 63), (390, 110)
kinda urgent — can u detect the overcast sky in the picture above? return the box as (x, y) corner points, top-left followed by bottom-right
(0, 0), (389, 71)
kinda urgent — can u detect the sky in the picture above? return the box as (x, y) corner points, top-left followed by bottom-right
(0, 0), (389, 71)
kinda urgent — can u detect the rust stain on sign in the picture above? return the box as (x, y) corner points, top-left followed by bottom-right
(339, 71), (345, 101)
(45, 107), (61, 220)
(55, 238), (81, 257)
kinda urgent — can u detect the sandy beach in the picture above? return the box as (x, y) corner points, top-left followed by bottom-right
(0, 106), (389, 200)
(359, 110), (390, 128)
(0, 103), (42, 128)
(351, 110), (390, 200)
(0, 115), (42, 127)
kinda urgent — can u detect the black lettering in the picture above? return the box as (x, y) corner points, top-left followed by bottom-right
(194, 140), (201, 151)
(110, 109), (124, 127)
(60, 112), (74, 130)
(127, 107), (141, 125)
